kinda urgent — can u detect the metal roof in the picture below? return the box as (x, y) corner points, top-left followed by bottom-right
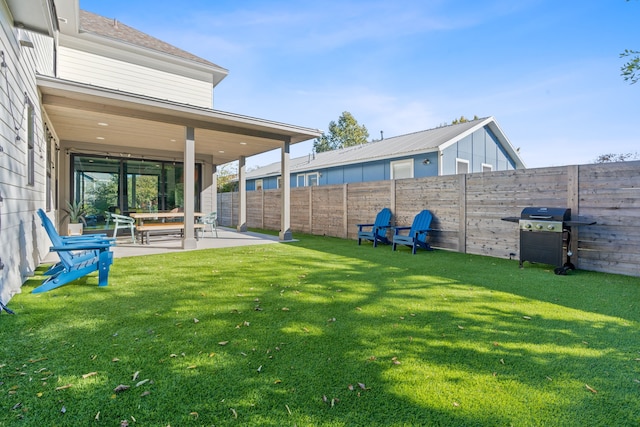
(247, 117), (523, 178)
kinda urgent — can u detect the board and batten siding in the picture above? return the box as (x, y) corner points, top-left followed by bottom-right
(0, 14), (52, 302)
(57, 46), (213, 108)
(220, 161), (640, 277)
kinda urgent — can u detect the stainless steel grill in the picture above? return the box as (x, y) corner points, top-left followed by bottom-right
(503, 207), (595, 275)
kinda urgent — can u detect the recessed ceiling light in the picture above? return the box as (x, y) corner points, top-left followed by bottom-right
(98, 122), (108, 126)
(96, 136), (105, 140)
(218, 150), (225, 153)
(170, 139), (176, 142)
(240, 142), (247, 145)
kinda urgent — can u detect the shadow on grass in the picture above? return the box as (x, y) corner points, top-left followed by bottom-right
(1, 235), (639, 426)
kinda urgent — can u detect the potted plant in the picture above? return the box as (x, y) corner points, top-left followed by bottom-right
(63, 200), (87, 236)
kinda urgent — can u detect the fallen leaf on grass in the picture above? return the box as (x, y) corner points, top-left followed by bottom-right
(391, 357), (401, 365)
(523, 316), (532, 320)
(61, 406), (66, 414)
(132, 371), (139, 381)
(140, 391), (151, 397)
(285, 404), (292, 415)
(230, 408), (238, 419)
(95, 411), (100, 420)
(193, 318), (199, 323)
(190, 412), (199, 418)
(187, 365), (197, 369)
(348, 384), (354, 391)
(120, 420), (129, 427)
(358, 382), (368, 390)
(136, 379), (149, 387)
(82, 372), (97, 379)
(55, 384), (72, 391)
(457, 325), (465, 330)
(113, 384), (130, 393)
(218, 341), (229, 346)
(281, 307), (290, 311)
(585, 384), (597, 394)
(453, 401), (460, 407)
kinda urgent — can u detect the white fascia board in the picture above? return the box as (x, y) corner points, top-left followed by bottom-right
(58, 32), (228, 86)
(485, 119), (527, 169)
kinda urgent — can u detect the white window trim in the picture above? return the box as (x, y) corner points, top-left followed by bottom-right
(255, 179), (263, 191)
(456, 158), (469, 175)
(307, 172), (319, 186)
(390, 159), (414, 180)
(482, 163), (493, 172)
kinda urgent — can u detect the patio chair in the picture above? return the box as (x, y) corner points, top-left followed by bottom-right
(35, 209), (115, 293)
(357, 207), (393, 247)
(111, 213), (136, 243)
(200, 212), (218, 238)
(392, 210), (434, 254)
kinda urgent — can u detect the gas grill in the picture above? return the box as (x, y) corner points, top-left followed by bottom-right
(502, 207), (595, 275)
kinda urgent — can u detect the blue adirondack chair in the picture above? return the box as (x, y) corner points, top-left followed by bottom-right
(35, 209), (115, 293)
(357, 208), (393, 247)
(392, 210), (434, 254)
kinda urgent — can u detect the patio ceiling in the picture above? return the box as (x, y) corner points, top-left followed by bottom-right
(37, 75), (322, 164)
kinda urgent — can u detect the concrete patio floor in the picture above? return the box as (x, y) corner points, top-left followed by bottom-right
(43, 227), (283, 263)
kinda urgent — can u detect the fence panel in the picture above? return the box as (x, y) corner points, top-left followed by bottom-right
(216, 161), (640, 276)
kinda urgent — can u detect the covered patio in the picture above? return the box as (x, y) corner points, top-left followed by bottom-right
(37, 75), (321, 247)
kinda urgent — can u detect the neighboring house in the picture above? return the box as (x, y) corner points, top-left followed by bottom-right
(0, 0), (319, 303)
(246, 117), (525, 190)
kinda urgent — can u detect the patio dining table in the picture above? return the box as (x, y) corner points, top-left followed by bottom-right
(129, 212), (204, 226)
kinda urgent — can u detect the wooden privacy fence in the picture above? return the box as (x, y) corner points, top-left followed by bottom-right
(217, 161), (640, 277)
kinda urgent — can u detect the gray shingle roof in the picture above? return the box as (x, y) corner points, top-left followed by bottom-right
(247, 118), (496, 178)
(79, 10), (224, 69)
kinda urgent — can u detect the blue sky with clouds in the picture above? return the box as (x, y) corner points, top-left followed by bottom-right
(80, 0), (638, 169)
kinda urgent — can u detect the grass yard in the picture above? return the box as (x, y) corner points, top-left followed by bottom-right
(1, 234), (640, 426)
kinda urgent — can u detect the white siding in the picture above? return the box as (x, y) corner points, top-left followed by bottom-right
(0, 4), (51, 303)
(58, 46), (213, 108)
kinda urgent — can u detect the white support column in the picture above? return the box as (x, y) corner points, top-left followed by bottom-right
(212, 164), (218, 215)
(280, 139), (292, 241)
(237, 156), (247, 232)
(182, 126), (197, 249)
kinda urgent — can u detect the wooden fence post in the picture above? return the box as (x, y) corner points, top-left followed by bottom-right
(458, 174), (467, 253)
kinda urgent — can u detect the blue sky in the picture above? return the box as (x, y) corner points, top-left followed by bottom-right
(80, 0), (638, 169)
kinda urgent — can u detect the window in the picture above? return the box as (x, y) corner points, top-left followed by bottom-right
(390, 159), (413, 179)
(27, 100), (35, 186)
(296, 172), (319, 187)
(482, 163), (493, 172)
(255, 179), (263, 191)
(277, 177), (282, 189)
(71, 155), (201, 229)
(307, 172), (319, 186)
(456, 158), (469, 175)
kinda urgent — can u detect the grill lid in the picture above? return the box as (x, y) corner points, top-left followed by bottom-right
(520, 207), (571, 222)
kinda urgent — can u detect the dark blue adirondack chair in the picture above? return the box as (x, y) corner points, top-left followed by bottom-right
(357, 208), (393, 247)
(392, 210), (434, 254)
(35, 209), (115, 293)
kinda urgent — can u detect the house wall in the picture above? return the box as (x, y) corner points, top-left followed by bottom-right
(57, 46), (213, 108)
(442, 128), (515, 174)
(0, 7), (52, 303)
(220, 161), (640, 277)
(245, 126), (514, 190)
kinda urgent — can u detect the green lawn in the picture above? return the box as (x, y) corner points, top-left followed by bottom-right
(1, 234), (639, 426)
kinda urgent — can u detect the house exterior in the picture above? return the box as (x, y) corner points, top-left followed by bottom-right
(245, 117), (525, 190)
(0, 0), (320, 303)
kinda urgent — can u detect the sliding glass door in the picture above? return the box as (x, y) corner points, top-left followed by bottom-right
(71, 155), (201, 230)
